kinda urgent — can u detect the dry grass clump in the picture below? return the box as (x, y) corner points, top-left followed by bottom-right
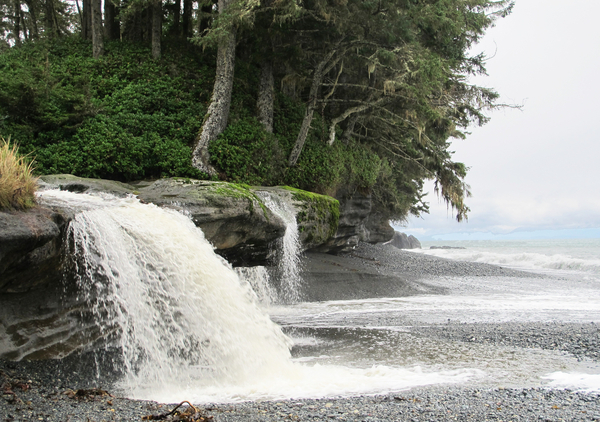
(0, 137), (38, 211)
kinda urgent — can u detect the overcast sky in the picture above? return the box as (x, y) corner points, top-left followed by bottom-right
(400, 0), (600, 240)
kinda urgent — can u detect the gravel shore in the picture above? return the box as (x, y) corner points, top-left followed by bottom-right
(2, 243), (600, 421)
(2, 365), (599, 421)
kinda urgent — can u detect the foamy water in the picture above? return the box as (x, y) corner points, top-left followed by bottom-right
(414, 239), (600, 277)
(255, 190), (304, 303)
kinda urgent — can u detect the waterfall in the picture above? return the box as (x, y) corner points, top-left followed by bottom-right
(40, 190), (293, 398)
(235, 266), (277, 305)
(255, 191), (304, 303)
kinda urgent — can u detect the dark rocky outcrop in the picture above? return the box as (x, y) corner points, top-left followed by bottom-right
(0, 207), (68, 293)
(135, 178), (286, 266)
(0, 206), (82, 361)
(0, 277), (96, 361)
(311, 189), (395, 254)
(387, 231), (422, 250)
(408, 235), (422, 249)
(359, 211), (395, 244)
(311, 189), (372, 253)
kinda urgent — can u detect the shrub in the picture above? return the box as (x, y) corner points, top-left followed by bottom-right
(209, 117), (285, 186)
(0, 37), (210, 182)
(0, 137), (38, 210)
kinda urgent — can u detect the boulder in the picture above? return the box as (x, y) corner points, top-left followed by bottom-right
(408, 235), (422, 249)
(387, 231), (421, 250)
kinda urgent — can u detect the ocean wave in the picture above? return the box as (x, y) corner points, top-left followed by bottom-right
(416, 248), (600, 275)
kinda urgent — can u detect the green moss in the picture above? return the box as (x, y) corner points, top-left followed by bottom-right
(281, 186), (340, 242)
(206, 182), (269, 220)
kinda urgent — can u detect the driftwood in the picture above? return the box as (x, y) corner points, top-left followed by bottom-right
(143, 401), (213, 421)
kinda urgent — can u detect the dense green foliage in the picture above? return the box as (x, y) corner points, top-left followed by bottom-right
(0, 38), (208, 180)
(0, 0), (513, 222)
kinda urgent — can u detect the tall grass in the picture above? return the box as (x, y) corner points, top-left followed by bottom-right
(0, 137), (38, 210)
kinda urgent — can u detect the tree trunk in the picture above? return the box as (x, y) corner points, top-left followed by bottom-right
(172, 0), (180, 37)
(104, 0), (119, 40)
(24, 0), (38, 39)
(288, 51), (341, 166)
(13, 0), (22, 46)
(327, 97), (386, 146)
(145, 7), (152, 42)
(45, 0), (58, 37)
(91, 0), (104, 58)
(182, 0), (192, 39)
(198, 2), (213, 35)
(81, 0), (92, 39)
(151, 0), (161, 59)
(342, 113), (359, 143)
(192, 0), (236, 175)
(257, 59), (274, 133)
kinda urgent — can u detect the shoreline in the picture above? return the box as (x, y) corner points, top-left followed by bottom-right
(2, 243), (600, 421)
(2, 363), (599, 421)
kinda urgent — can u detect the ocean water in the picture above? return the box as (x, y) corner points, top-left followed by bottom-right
(418, 238), (600, 277)
(268, 238), (600, 398)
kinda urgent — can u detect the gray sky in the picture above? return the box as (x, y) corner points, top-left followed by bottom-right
(402, 0), (600, 240)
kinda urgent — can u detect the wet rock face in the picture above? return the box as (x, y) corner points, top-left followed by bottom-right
(311, 189), (395, 254)
(0, 207), (67, 294)
(312, 190), (372, 254)
(0, 207), (88, 361)
(0, 277), (99, 361)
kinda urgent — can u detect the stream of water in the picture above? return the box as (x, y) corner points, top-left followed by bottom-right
(38, 191), (600, 403)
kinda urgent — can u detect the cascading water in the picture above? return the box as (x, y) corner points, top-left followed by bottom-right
(235, 266), (277, 306)
(41, 190), (293, 399)
(255, 191), (303, 303)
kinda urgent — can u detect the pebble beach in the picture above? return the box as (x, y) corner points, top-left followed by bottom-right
(2, 243), (600, 421)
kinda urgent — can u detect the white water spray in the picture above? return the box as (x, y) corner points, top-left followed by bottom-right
(256, 191), (303, 303)
(41, 190), (293, 397)
(235, 266), (277, 305)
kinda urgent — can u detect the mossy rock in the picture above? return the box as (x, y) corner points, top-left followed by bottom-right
(137, 178), (285, 266)
(253, 186), (340, 250)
